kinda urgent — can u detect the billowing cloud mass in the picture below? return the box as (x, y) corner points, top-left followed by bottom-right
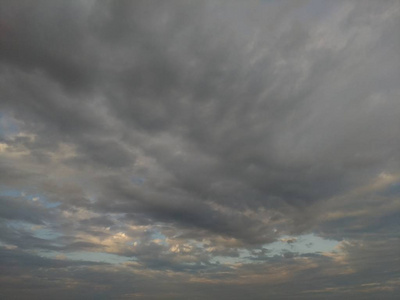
(0, 1), (399, 299)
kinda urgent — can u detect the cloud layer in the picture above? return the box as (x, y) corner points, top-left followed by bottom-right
(0, 1), (399, 299)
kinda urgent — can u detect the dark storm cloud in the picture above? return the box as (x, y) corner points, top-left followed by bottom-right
(0, 0), (400, 299)
(0, 0), (96, 91)
(0, 195), (50, 224)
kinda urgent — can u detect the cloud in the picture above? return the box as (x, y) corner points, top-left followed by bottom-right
(0, 0), (399, 298)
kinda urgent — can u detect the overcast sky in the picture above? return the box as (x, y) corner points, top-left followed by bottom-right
(0, 1), (399, 299)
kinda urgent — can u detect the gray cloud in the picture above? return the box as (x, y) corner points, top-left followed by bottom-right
(0, 0), (399, 298)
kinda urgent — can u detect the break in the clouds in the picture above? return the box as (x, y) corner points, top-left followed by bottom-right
(0, 0), (399, 299)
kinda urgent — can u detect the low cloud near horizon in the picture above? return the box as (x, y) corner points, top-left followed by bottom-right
(0, 1), (399, 299)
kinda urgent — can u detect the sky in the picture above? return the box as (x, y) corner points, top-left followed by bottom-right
(0, 1), (399, 299)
